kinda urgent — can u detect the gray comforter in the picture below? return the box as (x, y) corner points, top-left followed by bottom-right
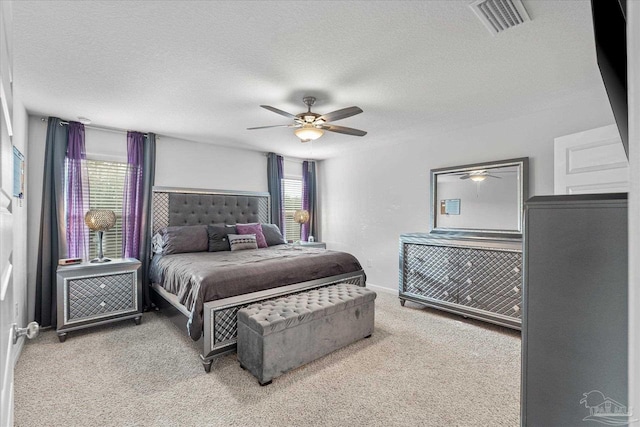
(150, 246), (364, 340)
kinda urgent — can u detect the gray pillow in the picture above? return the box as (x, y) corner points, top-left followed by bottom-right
(228, 233), (258, 251)
(261, 223), (286, 246)
(207, 224), (235, 252)
(162, 225), (208, 255)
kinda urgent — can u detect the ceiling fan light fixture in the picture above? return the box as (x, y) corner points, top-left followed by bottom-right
(470, 175), (487, 182)
(294, 125), (324, 142)
(250, 96), (365, 142)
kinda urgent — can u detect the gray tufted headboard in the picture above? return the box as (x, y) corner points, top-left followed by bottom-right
(151, 186), (271, 234)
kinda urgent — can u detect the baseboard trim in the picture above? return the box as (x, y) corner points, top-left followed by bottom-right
(12, 337), (25, 367)
(366, 283), (398, 296)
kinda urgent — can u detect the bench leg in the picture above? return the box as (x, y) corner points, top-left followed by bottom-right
(259, 380), (272, 386)
(365, 334), (372, 339)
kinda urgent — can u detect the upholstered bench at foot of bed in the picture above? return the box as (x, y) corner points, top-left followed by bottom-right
(237, 283), (377, 386)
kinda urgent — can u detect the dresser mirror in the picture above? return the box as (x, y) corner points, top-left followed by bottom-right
(430, 157), (528, 237)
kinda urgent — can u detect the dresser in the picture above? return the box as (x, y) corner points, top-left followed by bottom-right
(521, 194), (628, 425)
(56, 258), (142, 342)
(399, 233), (522, 329)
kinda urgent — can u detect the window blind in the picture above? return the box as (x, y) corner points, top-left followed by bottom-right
(86, 159), (127, 259)
(282, 178), (303, 242)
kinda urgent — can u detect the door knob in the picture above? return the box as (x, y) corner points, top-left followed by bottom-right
(13, 322), (40, 344)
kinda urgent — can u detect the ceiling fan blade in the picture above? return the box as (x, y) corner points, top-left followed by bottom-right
(486, 175), (502, 179)
(260, 105), (298, 119)
(321, 124), (367, 137)
(317, 106), (363, 123)
(247, 124), (296, 130)
(459, 175), (471, 180)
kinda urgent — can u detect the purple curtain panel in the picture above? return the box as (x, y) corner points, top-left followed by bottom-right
(65, 121), (90, 259)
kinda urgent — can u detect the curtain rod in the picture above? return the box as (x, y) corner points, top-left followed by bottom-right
(40, 117), (153, 138)
(262, 152), (318, 162)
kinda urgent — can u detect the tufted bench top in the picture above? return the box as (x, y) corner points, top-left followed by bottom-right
(238, 283), (376, 336)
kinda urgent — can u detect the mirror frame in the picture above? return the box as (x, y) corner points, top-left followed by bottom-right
(430, 157), (529, 237)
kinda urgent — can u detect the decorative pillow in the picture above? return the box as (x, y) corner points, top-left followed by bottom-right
(228, 233), (258, 251)
(151, 232), (165, 254)
(162, 225), (208, 255)
(207, 224), (233, 252)
(235, 223), (268, 248)
(261, 223), (286, 246)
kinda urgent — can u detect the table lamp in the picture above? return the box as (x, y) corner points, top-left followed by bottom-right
(85, 209), (116, 263)
(293, 209), (310, 242)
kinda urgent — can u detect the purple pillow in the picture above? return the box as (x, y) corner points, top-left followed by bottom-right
(235, 223), (267, 248)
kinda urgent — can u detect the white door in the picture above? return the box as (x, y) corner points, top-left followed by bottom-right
(0, 154), (14, 427)
(554, 124), (629, 194)
(1, 2), (15, 424)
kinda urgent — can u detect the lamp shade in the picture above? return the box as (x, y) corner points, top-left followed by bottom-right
(293, 209), (310, 224)
(84, 210), (116, 231)
(294, 125), (324, 142)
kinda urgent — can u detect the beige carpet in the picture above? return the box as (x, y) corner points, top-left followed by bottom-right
(14, 292), (521, 427)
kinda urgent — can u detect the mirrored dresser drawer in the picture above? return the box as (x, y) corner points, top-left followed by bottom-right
(399, 233), (523, 330)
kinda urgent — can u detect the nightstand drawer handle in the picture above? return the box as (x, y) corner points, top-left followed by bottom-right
(443, 291), (449, 297)
(513, 266), (521, 273)
(513, 305), (520, 313)
(466, 295), (473, 302)
(100, 301), (106, 308)
(100, 284), (106, 289)
(513, 286), (520, 294)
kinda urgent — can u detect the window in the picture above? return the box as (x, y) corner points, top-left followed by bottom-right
(282, 178), (303, 242)
(86, 159), (127, 259)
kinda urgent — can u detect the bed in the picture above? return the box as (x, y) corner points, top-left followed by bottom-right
(149, 187), (367, 372)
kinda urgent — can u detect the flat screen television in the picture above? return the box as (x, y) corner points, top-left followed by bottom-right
(591, 0), (628, 159)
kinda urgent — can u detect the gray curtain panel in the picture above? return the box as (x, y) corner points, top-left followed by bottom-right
(308, 161), (318, 240)
(267, 152), (284, 229)
(35, 117), (68, 328)
(139, 133), (156, 309)
(307, 162), (322, 241)
(302, 161), (318, 241)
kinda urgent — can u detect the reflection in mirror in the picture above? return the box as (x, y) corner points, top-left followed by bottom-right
(430, 158), (528, 236)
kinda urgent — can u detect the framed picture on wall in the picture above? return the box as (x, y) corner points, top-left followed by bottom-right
(13, 146), (24, 201)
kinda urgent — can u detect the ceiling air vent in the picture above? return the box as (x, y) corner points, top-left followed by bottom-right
(469, 0), (531, 35)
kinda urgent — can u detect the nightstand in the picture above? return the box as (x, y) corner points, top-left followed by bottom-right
(56, 258), (142, 342)
(298, 241), (326, 249)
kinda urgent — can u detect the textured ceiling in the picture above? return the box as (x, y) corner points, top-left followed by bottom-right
(12, 0), (603, 159)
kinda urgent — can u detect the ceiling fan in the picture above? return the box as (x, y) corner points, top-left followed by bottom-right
(459, 170), (502, 182)
(247, 96), (367, 143)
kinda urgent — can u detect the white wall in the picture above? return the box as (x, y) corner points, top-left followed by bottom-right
(26, 116), (267, 320)
(155, 136), (266, 191)
(320, 89), (615, 291)
(25, 117), (45, 321)
(11, 95), (28, 361)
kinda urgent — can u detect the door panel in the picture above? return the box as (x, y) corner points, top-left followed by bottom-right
(554, 124), (629, 194)
(1, 1), (15, 424)
(0, 120), (14, 427)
